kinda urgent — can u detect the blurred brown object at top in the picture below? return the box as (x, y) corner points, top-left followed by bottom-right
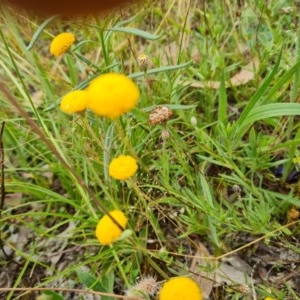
(5, 0), (137, 16)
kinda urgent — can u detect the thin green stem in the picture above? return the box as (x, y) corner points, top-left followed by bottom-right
(111, 245), (130, 286)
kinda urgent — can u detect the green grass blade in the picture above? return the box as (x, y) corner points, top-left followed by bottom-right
(232, 49), (282, 136)
(76, 270), (115, 300)
(244, 103), (300, 125)
(218, 70), (227, 124)
(236, 103), (300, 137)
(129, 61), (192, 79)
(26, 15), (57, 51)
(264, 60), (300, 103)
(107, 27), (160, 40)
(42, 291), (65, 300)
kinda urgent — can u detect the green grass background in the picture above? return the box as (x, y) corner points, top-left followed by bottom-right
(0, 1), (300, 299)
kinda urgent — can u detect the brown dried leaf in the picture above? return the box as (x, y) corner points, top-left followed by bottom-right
(23, 90), (43, 109)
(181, 57), (259, 90)
(215, 256), (254, 286)
(190, 242), (216, 299)
(229, 57), (259, 86)
(188, 80), (221, 89)
(4, 193), (23, 207)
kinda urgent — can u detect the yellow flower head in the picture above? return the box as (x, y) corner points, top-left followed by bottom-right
(50, 32), (75, 57)
(60, 90), (88, 114)
(95, 210), (128, 245)
(159, 277), (203, 300)
(264, 298), (276, 300)
(87, 73), (140, 119)
(109, 155), (138, 180)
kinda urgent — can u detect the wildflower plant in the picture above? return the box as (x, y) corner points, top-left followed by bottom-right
(2, 3), (300, 300)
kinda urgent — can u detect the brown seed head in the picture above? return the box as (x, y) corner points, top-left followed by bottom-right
(137, 54), (150, 72)
(148, 106), (173, 125)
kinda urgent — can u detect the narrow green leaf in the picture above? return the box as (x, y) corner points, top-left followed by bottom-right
(26, 16), (57, 51)
(73, 52), (101, 69)
(76, 270), (114, 300)
(129, 61), (192, 79)
(114, 16), (136, 27)
(104, 123), (115, 180)
(264, 59), (300, 103)
(42, 291), (65, 300)
(244, 103), (300, 125)
(218, 70), (227, 124)
(76, 270), (104, 291)
(72, 40), (100, 51)
(65, 55), (78, 86)
(233, 49), (282, 134)
(107, 26), (159, 40)
(236, 103), (300, 138)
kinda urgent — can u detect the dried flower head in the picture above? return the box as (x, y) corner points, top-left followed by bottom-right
(137, 54), (150, 72)
(236, 284), (250, 294)
(148, 106), (173, 125)
(159, 277), (202, 300)
(232, 184), (242, 194)
(125, 276), (158, 299)
(60, 90), (88, 114)
(50, 32), (75, 57)
(95, 210), (128, 245)
(288, 206), (299, 220)
(109, 155), (138, 180)
(161, 129), (170, 141)
(87, 73), (140, 119)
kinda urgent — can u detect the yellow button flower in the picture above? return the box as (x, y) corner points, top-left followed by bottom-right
(95, 210), (128, 245)
(60, 90), (88, 114)
(50, 32), (75, 57)
(87, 73), (140, 119)
(109, 155), (138, 180)
(159, 277), (203, 300)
